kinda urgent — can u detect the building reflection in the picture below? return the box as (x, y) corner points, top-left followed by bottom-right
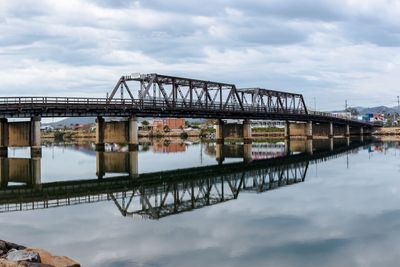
(0, 137), (373, 219)
(151, 140), (186, 153)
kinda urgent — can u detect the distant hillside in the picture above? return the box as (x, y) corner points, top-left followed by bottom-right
(354, 106), (398, 114)
(332, 106), (399, 114)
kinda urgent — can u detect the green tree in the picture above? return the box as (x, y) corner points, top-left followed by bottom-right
(163, 125), (170, 132)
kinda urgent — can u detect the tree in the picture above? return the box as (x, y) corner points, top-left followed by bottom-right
(163, 125), (170, 132)
(346, 107), (359, 116)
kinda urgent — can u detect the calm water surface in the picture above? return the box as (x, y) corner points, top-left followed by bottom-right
(1, 138), (400, 267)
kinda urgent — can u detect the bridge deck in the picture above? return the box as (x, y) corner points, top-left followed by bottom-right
(0, 96), (370, 127)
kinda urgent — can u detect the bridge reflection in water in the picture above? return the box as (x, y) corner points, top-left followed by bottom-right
(0, 138), (371, 219)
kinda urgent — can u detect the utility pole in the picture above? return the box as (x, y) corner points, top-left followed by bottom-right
(345, 100), (348, 111)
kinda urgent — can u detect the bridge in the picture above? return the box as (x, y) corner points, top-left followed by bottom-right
(0, 138), (370, 219)
(0, 73), (373, 156)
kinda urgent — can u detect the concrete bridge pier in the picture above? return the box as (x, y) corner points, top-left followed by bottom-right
(243, 119), (252, 144)
(0, 157), (8, 188)
(330, 137), (334, 151)
(215, 119), (224, 144)
(215, 143), (224, 165)
(129, 151), (138, 177)
(128, 115), (139, 151)
(306, 139), (313, 155)
(95, 116), (105, 151)
(329, 122), (334, 138)
(31, 156), (41, 187)
(96, 151), (105, 179)
(243, 143), (252, 163)
(307, 121), (313, 140)
(284, 121), (290, 139)
(345, 124), (350, 137)
(285, 139), (291, 155)
(0, 119), (8, 157)
(30, 116), (41, 157)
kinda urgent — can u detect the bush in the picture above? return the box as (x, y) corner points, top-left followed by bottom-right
(180, 132), (189, 139)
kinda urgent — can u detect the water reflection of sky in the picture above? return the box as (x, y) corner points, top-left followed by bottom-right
(2, 142), (400, 266)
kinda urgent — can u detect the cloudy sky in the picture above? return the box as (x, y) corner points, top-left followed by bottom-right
(1, 0), (400, 110)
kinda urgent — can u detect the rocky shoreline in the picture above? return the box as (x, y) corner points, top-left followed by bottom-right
(0, 240), (79, 267)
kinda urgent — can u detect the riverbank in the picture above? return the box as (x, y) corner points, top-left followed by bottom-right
(373, 127), (400, 136)
(41, 129), (286, 141)
(0, 240), (79, 267)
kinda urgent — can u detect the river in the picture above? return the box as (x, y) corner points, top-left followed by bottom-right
(0, 137), (399, 267)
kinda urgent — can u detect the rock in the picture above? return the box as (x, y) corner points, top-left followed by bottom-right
(0, 241), (7, 252)
(5, 250), (39, 263)
(26, 249), (80, 267)
(0, 259), (52, 267)
(0, 241), (25, 251)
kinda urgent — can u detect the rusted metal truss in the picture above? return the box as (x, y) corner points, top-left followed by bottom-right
(237, 88), (308, 114)
(107, 73), (306, 114)
(112, 161), (308, 219)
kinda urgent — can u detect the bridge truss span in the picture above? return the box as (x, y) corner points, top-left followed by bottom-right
(0, 73), (372, 128)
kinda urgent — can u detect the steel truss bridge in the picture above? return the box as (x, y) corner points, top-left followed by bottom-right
(0, 140), (368, 219)
(0, 73), (370, 127)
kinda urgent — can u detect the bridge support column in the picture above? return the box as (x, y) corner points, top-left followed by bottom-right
(215, 143), (224, 165)
(360, 127), (364, 136)
(30, 116), (41, 157)
(307, 121), (313, 140)
(243, 143), (252, 163)
(329, 122), (333, 138)
(129, 151), (138, 177)
(0, 157), (8, 188)
(0, 119), (8, 157)
(31, 156), (41, 187)
(96, 151), (105, 179)
(345, 124), (350, 137)
(306, 139), (313, 155)
(330, 138), (334, 151)
(215, 119), (224, 144)
(243, 119), (252, 144)
(128, 114), (138, 151)
(95, 116), (105, 151)
(284, 121), (290, 139)
(347, 137), (350, 146)
(285, 139), (291, 155)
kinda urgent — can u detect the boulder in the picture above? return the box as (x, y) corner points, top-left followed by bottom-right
(0, 259), (52, 267)
(26, 249), (79, 267)
(5, 250), (38, 263)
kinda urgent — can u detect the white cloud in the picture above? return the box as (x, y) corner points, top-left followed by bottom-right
(0, 0), (400, 110)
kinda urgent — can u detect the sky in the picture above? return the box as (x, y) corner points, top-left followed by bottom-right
(1, 0), (400, 111)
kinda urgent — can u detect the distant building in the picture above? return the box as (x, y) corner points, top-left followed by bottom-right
(151, 118), (185, 131)
(71, 123), (94, 132)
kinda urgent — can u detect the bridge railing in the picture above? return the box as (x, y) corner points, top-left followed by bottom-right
(0, 97), (308, 114)
(0, 97), (369, 124)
